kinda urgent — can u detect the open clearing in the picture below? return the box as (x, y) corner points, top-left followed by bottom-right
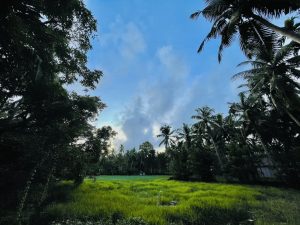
(46, 176), (300, 225)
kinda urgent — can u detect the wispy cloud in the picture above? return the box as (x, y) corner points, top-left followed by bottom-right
(120, 23), (146, 59)
(100, 17), (146, 60)
(112, 44), (241, 150)
(110, 45), (187, 149)
(156, 46), (189, 79)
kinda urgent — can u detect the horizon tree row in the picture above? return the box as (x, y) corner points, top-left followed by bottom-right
(87, 142), (168, 176)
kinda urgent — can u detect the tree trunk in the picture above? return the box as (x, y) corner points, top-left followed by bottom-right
(207, 125), (224, 170)
(16, 157), (47, 225)
(269, 89), (300, 127)
(38, 165), (56, 207)
(252, 14), (300, 44)
(207, 131), (224, 170)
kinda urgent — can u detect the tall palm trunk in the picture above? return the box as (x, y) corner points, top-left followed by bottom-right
(268, 85), (300, 127)
(243, 116), (269, 179)
(210, 136), (224, 170)
(207, 126), (224, 170)
(251, 14), (300, 44)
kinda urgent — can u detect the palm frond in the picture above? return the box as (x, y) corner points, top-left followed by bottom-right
(251, 0), (300, 18)
(287, 55), (300, 66)
(218, 18), (238, 61)
(237, 83), (248, 89)
(158, 140), (165, 147)
(201, 0), (231, 21)
(249, 77), (265, 93)
(291, 68), (300, 78)
(190, 10), (202, 19)
(237, 60), (266, 68)
(197, 12), (229, 53)
(274, 44), (295, 64)
(232, 68), (264, 80)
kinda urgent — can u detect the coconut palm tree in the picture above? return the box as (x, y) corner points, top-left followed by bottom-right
(178, 123), (192, 150)
(233, 43), (300, 127)
(191, 0), (300, 61)
(192, 106), (225, 169)
(229, 93), (270, 147)
(157, 125), (176, 151)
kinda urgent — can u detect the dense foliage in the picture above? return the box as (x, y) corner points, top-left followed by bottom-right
(0, 1), (114, 224)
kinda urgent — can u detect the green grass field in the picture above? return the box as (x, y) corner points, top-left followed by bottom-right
(46, 176), (300, 225)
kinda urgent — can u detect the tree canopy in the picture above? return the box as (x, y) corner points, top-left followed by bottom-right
(0, 1), (114, 224)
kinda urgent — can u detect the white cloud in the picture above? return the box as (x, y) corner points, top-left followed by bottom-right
(112, 125), (128, 150)
(115, 45), (190, 149)
(151, 122), (161, 139)
(98, 43), (239, 151)
(156, 45), (189, 78)
(121, 22), (146, 59)
(143, 128), (149, 134)
(100, 18), (146, 60)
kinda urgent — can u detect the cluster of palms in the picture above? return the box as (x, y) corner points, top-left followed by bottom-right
(157, 99), (298, 185)
(156, 0), (300, 186)
(157, 107), (256, 182)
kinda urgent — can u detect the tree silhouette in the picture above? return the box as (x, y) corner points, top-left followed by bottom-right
(157, 125), (176, 151)
(192, 107), (225, 170)
(233, 42), (300, 126)
(191, 0), (300, 61)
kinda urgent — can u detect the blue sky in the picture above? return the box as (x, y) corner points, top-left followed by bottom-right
(82, 0), (248, 150)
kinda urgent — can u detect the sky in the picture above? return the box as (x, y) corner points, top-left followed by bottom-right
(81, 0), (249, 151)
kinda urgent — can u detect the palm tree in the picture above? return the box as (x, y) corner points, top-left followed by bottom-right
(229, 93), (269, 148)
(229, 93), (279, 179)
(233, 43), (300, 127)
(192, 106), (225, 169)
(157, 125), (176, 151)
(191, 0), (300, 61)
(178, 123), (192, 150)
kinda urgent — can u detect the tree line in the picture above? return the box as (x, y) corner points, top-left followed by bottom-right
(87, 142), (168, 176)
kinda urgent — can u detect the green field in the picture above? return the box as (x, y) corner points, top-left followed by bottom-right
(46, 176), (300, 225)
